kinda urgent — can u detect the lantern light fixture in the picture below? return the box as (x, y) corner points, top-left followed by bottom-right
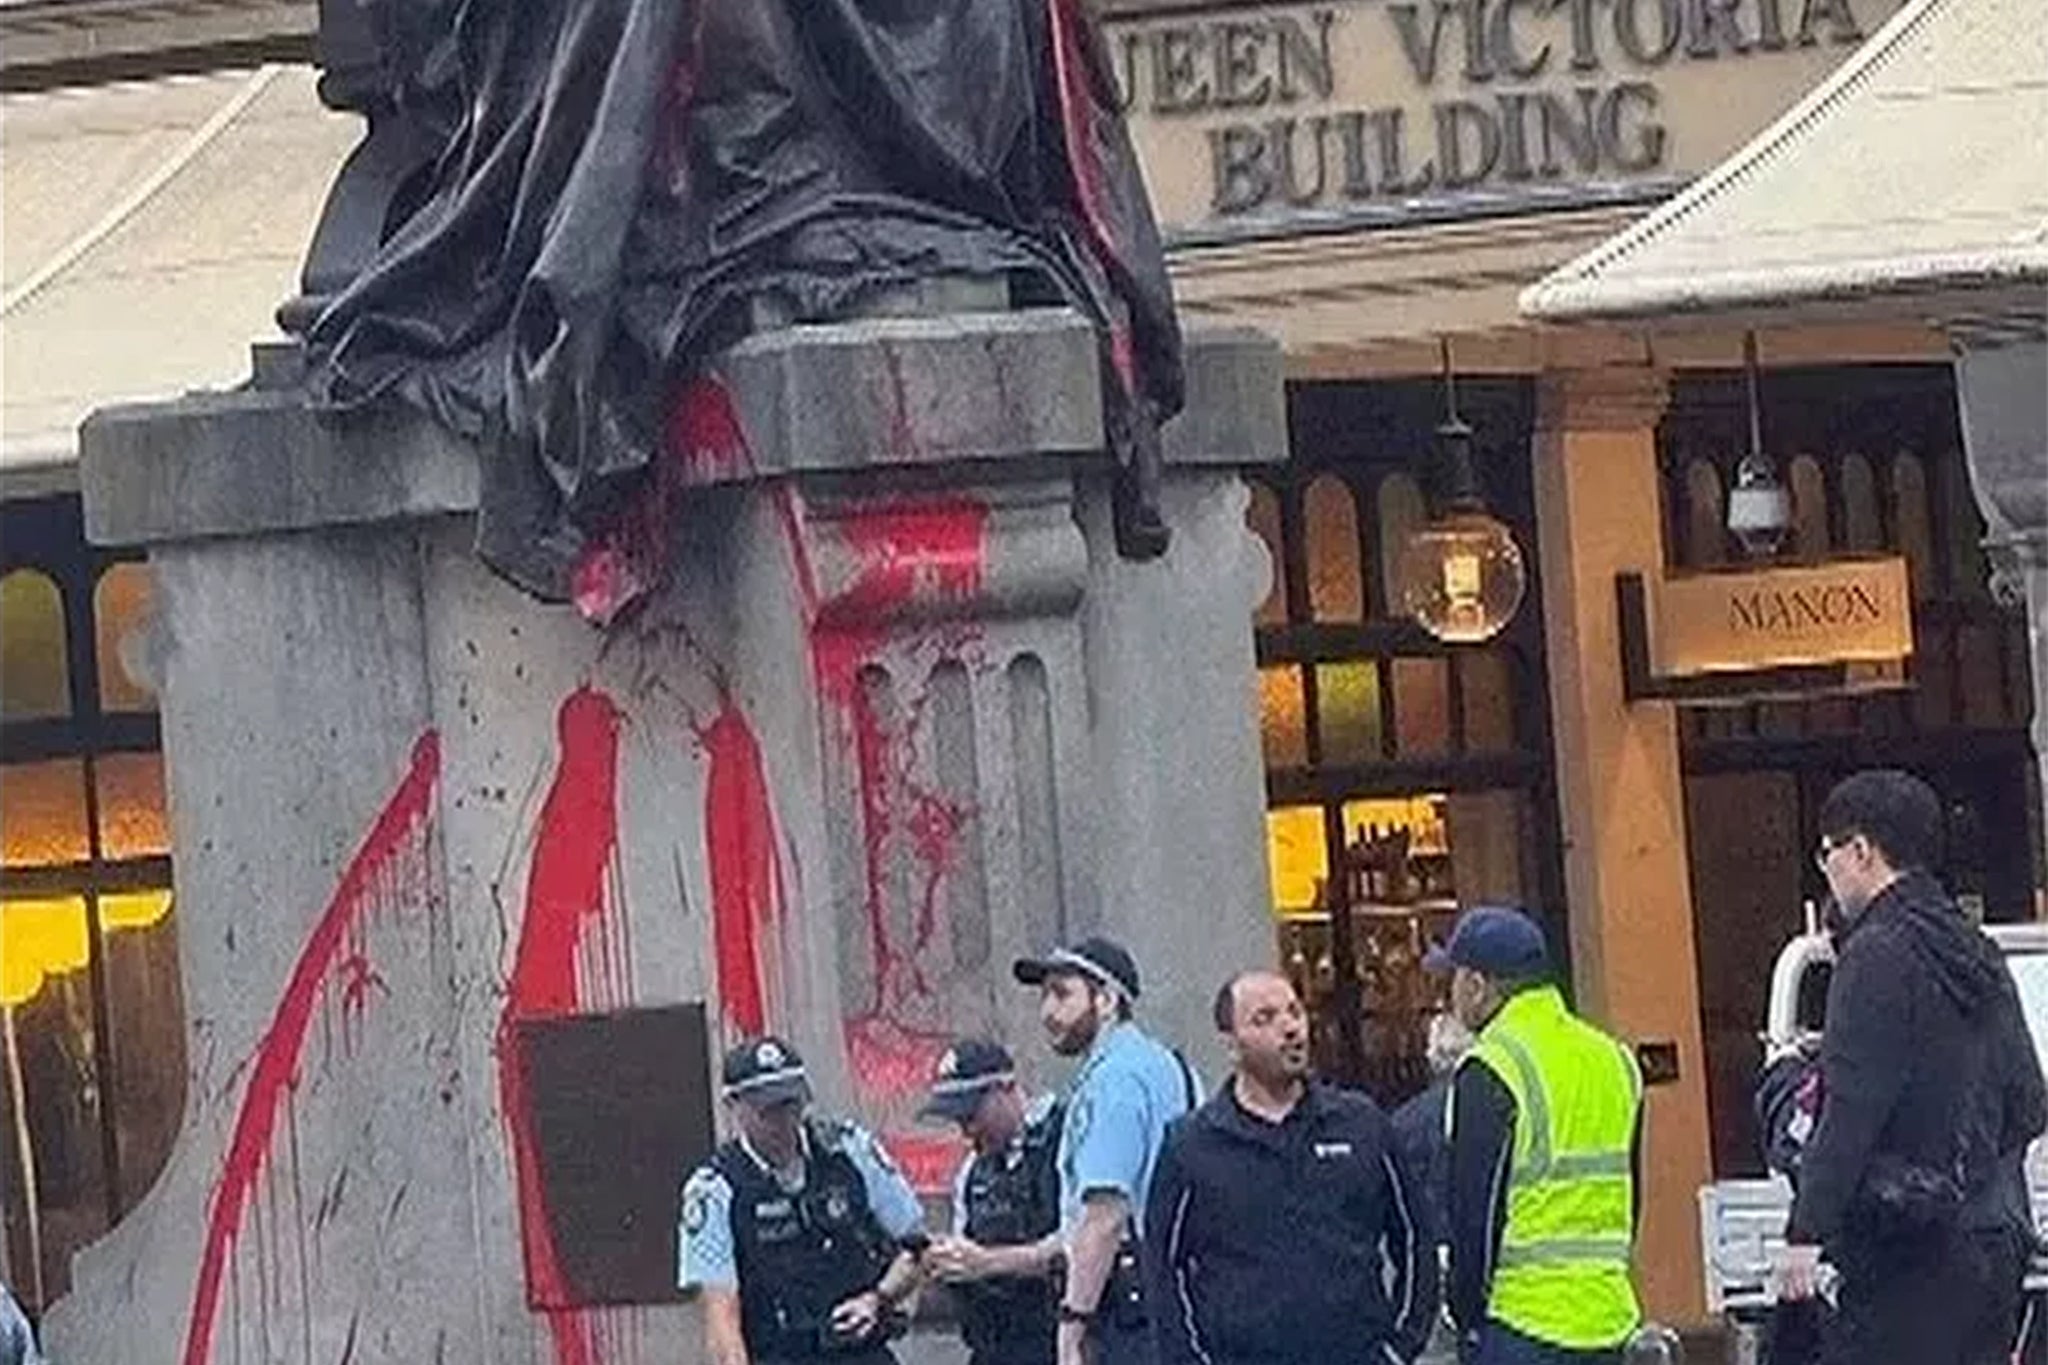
(1728, 331), (1793, 559)
(1396, 339), (1528, 644)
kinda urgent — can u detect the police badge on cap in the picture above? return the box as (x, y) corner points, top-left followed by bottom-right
(721, 1034), (813, 1107)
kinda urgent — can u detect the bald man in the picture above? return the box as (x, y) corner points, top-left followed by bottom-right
(1143, 970), (1437, 1365)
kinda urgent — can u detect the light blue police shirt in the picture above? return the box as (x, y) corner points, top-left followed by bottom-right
(1057, 1022), (1199, 1237)
(676, 1121), (925, 1291)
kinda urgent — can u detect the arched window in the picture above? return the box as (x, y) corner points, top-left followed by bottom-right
(1683, 460), (1725, 568)
(1376, 474), (1426, 622)
(2, 526), (179, 1314)
(94, 564), (156, 713)
(1840, 454), (1882, 552)
(1789, 456), (1829, 558)
(1247, 483), (1287, 627)
(2, 570), (69, 721)
(1890, 455), (1936, 599)
(1304, 475), (1364, 622)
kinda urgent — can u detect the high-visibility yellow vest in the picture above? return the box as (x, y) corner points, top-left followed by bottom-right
(1464, 985), (1643, 1350)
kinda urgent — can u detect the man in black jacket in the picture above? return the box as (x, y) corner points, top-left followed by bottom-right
(1773, 770), (2047, 1365)
(1144, 969), (1436, 1365)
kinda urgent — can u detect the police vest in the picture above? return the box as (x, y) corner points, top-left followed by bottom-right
(711, 1121), (897, 1359)
(1466, 985), (1643, 1351)
(957, 1103), (1062, 1363)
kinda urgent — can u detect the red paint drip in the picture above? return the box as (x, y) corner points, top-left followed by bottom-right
(813, 498), (989, 709)
(572, 375), (756, 627)
(666, 375), (752, 482)
(811, 502), (989, 1129)
(498, 687), (626, 1365)
(1044, 0), (1140, 394)
(697, 696), (782, 1036)
(181, 734), (441, 1365)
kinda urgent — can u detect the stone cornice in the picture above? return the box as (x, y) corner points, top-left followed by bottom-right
(0, 0), (313, 89)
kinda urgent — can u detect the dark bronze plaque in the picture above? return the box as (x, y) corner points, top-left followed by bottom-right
(512, 1003), (715, 1306)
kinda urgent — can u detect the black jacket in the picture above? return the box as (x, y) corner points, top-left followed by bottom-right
(1143, 1079), (1436, 1365)
(1787, 872), (2047, 1253)
(1390, 1074), (1452, 1245)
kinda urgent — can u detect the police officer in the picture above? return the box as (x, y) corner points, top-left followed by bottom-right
(919, 1038), (1064, 1365)
(679, 1036), (929, 1365)
(1012, 937), (1198, 1365)
(1429, 908), (1644, 1365)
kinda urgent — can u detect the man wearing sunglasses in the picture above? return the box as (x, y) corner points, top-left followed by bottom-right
(1772, 770), (2045, 1365)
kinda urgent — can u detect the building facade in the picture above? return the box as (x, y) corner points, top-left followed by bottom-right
(1, 0), (2039, 1337)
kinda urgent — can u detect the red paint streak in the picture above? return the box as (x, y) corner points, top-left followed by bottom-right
(810, 502), (989, 1121)
(570, 544), (645, 629)
(666, 375), (751, 482)
(498, 687), (625, 1365)
(754, 484), (991, 1162)
(813, 498), (989, 709)
(181, 734), (440, 1365)
(1044, 0), (1140, 394)
(504, 688), (626, 1018)
(572, 375), (756, 626)
(697, 695), (782, 1036)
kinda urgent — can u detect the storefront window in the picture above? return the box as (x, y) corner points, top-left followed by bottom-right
(1313, 661), (1382, 764)
(1, 570), (69, 721)
(1304, 476), (1364, 623)
(1249, 379), (1561, 1106)
(1, 495), (181, 1314)
(1662, 364), (2042, 1178)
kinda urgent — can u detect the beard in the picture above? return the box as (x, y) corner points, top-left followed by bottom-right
(1046, 1008), (1102, 1056)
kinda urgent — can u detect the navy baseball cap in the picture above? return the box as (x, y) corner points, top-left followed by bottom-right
(1013, 936), (1140, 1000)
(1423, 907), (1550, 979)
(721, 1035), (812, 1107)
(919, 1039), (1017, 1122)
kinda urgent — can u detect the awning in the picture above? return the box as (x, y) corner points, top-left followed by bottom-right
(1, 64), (354, 493)
(1521, 0), (2048, 325)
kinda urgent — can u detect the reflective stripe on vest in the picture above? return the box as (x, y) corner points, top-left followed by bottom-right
(1469, 986), (1643, 1351)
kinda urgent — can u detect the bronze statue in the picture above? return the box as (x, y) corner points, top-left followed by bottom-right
(291, 0), (1184, 609)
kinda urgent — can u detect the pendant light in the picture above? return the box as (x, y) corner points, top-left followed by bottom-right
(1397, 340), (1528, 644)
(1727, 331), (1793, 559)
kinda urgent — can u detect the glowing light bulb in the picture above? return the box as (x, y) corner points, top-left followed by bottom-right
(1397, 511), (1528, 644)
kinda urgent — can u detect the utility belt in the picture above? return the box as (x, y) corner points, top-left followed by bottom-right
(1098, 1237), (1150, 1331)
(753, 1307), (908, 1361)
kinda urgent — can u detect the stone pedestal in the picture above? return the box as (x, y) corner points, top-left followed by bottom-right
(47, 309), (1284, 1363)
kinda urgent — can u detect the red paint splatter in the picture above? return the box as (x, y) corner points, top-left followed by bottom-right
(754, 482), (992, 1183)
(808, 502), (989, 1129)
(667, 375), (751, 482)
(572, 376), (756, 627)
(498, 686), (626, 1365)
(881, 1133), (968, 1195)
(813, 497), (989, 707)
(181, 734), (441, 1365)
(504, 688), (627, 1018)
(697, 695), (783, 1036)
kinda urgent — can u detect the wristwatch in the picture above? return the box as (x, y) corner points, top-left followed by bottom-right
(1058, 1304), (1097, 1324)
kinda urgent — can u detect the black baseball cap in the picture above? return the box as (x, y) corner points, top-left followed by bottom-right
(918, 1039), (1017, 1122)
(1013, 936), (1140, 1000)
(1423, 907), (1550, 980)
(720, 1035), (812, 1107)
